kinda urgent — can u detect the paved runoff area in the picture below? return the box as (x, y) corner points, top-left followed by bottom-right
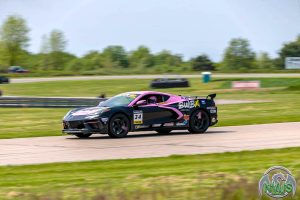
(0, 122), (299, 166)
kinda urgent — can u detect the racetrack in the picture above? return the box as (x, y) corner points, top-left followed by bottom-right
(0, 122), (299, 166)
(10, 73), (300, 83)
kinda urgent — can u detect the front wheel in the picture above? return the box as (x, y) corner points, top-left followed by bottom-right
(108, 114), (130, 138)
(188, 110), (210, 133)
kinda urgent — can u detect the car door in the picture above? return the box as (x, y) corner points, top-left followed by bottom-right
(133, 105), (174, 125)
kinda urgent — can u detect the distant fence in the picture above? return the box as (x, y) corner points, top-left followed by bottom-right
(0, 96), (107, 108)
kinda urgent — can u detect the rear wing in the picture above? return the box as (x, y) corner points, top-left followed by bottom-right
(206, 93), (216, 100)
(180, 93), (216, 101)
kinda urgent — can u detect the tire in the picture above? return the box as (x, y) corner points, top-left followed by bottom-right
(108, 114), (130, 138)
(188, 110), (210, 133)
(155, 129), (172, 134)
(150, 79), (189, 89)
(75, 133), (92, 138)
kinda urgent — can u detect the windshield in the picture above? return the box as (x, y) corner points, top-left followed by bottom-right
(98, 93), (140, 107)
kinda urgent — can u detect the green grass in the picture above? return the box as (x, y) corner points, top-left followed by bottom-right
(0, 78), (225, 97)
(1, 78), (300, 139)
(0, 147), (300, 199)
(0, 108), (68, 138)
(1, 77), (300, 97)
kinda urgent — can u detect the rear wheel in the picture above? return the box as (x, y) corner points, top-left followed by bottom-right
(108, 114), (130, 138)
(75, 133), (92, 138)
(188, 110), (210, 133)
(155, 129), (172, 134)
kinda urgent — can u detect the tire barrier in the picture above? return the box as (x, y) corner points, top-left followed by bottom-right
(150, 78), (190, 88)
(0, 96), (107, 108)
(0, 76), (9, 84)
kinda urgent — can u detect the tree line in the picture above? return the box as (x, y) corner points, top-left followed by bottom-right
(0, 15), (299, 74)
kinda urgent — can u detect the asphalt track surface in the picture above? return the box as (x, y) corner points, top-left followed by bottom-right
(0, 122), (299, 166)
(11, 73), (300, 83)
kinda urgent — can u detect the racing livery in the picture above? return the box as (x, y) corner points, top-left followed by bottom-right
(62, 91), (218, 138)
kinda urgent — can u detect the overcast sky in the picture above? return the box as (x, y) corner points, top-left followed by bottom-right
(0, 0), (300, 61)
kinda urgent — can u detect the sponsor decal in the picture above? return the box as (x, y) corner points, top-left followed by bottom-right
(259, 166), (296, 199)
(207, 107), (217, 114)
(206, 107), (216, 109)
(135, 125), (150, 129)
(128, 94), (138, 99)
(133, 110), (143, 124)
(152, 124), (162, 127)
(183, 114), (189, 121)
(179, 101), (194, 109)
(194, 99), (200, 107)
(201, 100), (206, 105)
(176, 114), (189, 126)
(164, 122), (174, 127)
(178, 100), (201, 110)
(176, 120), (188, 126)
(210, 109), (217, 114)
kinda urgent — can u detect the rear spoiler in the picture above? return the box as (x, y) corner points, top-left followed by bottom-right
(206, 93), (216, 100)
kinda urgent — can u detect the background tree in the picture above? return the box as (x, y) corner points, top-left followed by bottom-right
(0, 15), (29, 67)
(152, 50), (183, 72)
(191, 54), (214, 71)
(129, 46), (153, 68)
(278, 35), (300, 69)
(37, 34), (51, 70)
(154, 50), (182, 66)
(221, 38), (255, 71)
(46, 30), (72, 70)
(102, 46), (129, 68)
(0, 41), (8, 71)
(255, 52), (275, 70)
(49, 30), (66, 52)
(80, 51), (103, 70)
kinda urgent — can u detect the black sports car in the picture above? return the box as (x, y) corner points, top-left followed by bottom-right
(0, 76), (9, 84)
(62, 91), (218, 138)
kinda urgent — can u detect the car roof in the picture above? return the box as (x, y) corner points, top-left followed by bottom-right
(122, 91), (174, 97)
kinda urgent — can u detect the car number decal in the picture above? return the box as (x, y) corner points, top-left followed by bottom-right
(133, 110), (143, 124)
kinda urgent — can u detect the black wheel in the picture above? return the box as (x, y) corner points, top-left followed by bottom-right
(75, 133), (92, 138)
(188, 110), (210, 133)
(108, 114), (130, 138)
(155, 129), (172, 134)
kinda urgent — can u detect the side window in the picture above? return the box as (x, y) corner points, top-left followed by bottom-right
(139, 94), (170, 104)
(161, 95), (170, 102)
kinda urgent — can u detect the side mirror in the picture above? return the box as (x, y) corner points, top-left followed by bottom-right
(135, 100), (147, 106)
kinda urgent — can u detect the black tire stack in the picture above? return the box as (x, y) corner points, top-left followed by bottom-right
(150, 78), (189, 89)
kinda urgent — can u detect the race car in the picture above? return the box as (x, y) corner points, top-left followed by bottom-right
(62, 91), (218, 138)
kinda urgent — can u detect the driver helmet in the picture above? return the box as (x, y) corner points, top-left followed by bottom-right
(148, 96), (157, 104)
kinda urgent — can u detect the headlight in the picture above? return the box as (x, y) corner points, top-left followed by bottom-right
(85, 115), (99, 120)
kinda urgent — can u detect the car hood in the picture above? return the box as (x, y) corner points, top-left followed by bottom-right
(63, 106), (109, 121)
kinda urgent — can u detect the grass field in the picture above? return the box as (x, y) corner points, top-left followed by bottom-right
(0, 78), (300, 139)
(0, 147), (299, 199)
(1, 77), (300, 97)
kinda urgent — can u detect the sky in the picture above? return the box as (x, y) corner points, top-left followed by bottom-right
(0, 0), (300, 61)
